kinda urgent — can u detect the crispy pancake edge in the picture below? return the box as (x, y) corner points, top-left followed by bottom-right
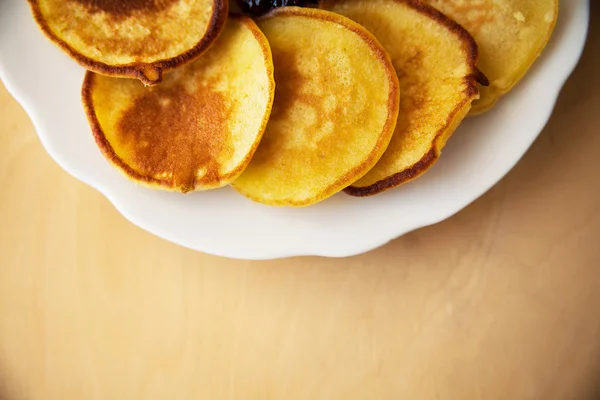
(81, 16), (275, 192)
(28, 0), (229, 85)
(336, 0), (487, 197)
(232, 7), (400, 207)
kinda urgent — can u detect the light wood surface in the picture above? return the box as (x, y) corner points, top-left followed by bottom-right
(1, 8), (599, 400)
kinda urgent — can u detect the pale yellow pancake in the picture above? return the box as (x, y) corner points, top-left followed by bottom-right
(232, 7), (400, 207)
(322, 0), (486, 196)
(28, 0), (228, 85)
(82, 16), (275, 193)
(424, 0), (558, 114)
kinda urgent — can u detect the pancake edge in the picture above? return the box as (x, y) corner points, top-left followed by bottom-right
(81, 16), (276, 193)
(27, 0), (229, 86)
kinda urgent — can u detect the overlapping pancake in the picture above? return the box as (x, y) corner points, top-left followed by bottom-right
(28, 0), (228, 85)
(82, 16), (275, 193)
(424, 0), (558, 114)
(321, 0), (486, 196)
(232, 7), (400, 207)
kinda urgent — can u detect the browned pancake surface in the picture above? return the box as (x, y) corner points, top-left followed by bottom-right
(115, 86), (233, 191)
(71, 0), (177, 16)
(82, 16), (275, 192)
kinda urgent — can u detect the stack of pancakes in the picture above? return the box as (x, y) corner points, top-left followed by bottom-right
(28, 0), (558, 206)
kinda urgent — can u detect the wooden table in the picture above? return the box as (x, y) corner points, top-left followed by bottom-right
(1, 8), (599, 400)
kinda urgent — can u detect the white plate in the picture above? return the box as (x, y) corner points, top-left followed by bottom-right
(0, 1), (589, 260)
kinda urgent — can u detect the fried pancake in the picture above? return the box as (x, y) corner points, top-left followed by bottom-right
(232, 7), (400, 207)
(28, 0), (228, 85)
(82, 16), (275, 193)
(321, 0), (485, 196)
(424, 0), (558, 114)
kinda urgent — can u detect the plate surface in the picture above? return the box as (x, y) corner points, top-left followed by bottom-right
(0, 0), (589, 260)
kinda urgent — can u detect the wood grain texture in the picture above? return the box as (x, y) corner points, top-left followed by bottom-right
(0, 7), (599, 400)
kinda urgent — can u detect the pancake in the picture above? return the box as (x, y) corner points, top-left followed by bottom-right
(232, 7), (399, 207)
(423, 0), (558, 114)
(28, 0), (228, 85)
(321, 0), (486, 196)
(82, 16), (275, 193)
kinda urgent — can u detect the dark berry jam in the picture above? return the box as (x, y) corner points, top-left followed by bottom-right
(235, 0), (320, 17)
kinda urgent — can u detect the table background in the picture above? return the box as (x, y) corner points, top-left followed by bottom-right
(1, 5), (599, 400)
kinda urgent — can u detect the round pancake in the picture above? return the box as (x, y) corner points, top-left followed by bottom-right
(28, 0), (228, 85)
(423, 0), (558, 114)
(232, 7), (400, 207)
(82, 16), (275, 193)
(321, 0), (485, 196)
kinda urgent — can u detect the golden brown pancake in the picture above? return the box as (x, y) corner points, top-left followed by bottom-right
(28, 0), (228, 85)
(82, 16), (275, 193)
(232, 7), (400, 207)
(321, 0), (485, 196)
(423, 0), (558, 114)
